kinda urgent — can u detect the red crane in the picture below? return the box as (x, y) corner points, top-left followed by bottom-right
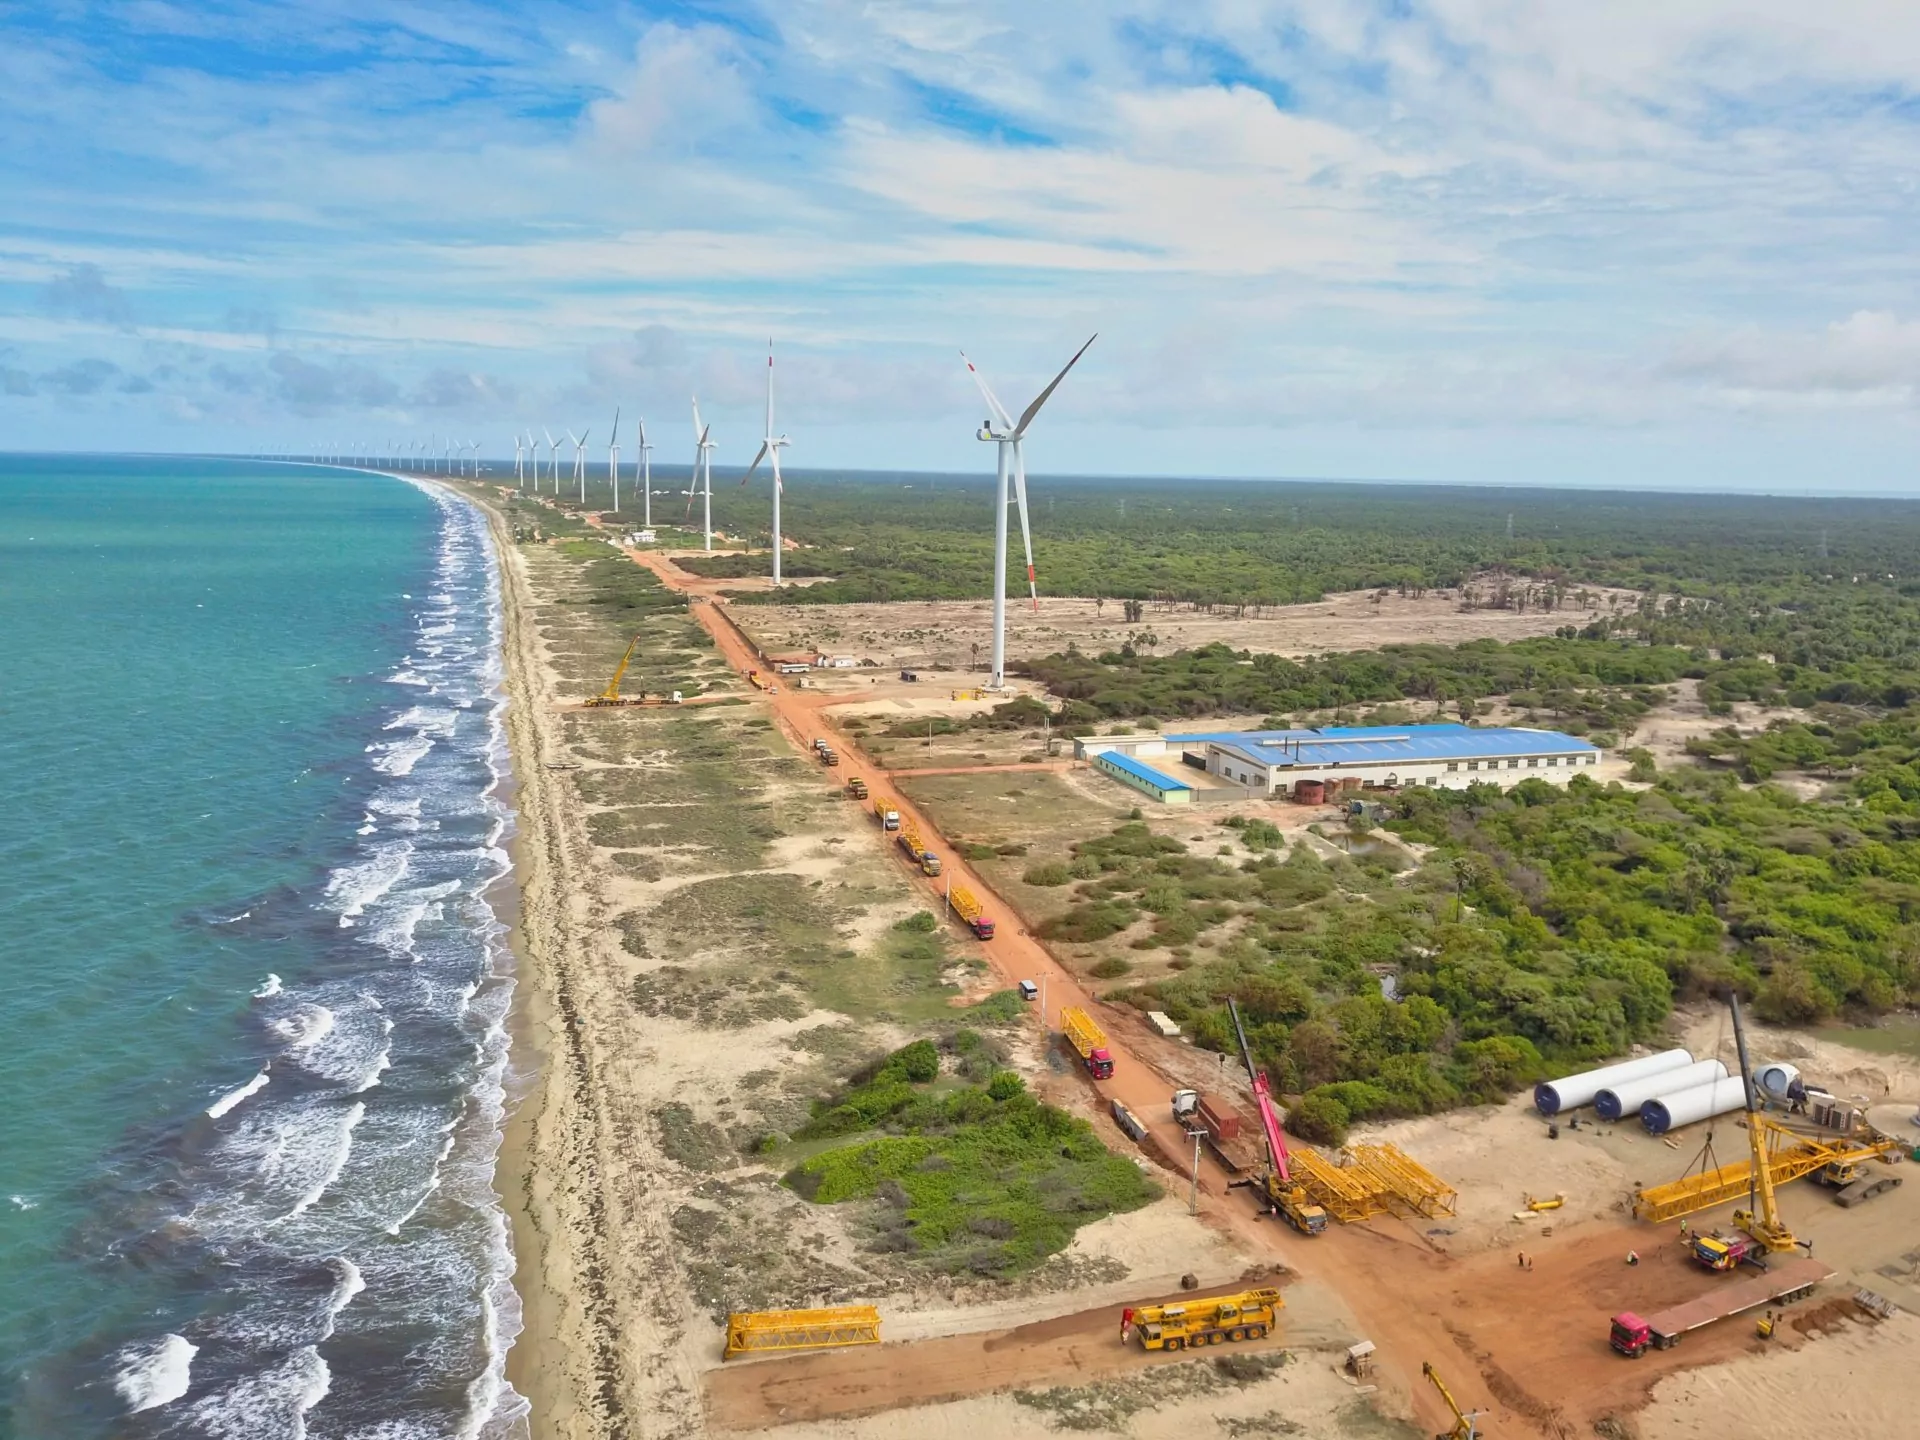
(1227, 997), (1292, 1184)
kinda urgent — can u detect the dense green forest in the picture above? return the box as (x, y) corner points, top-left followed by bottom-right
(639, 473), (1920, 606)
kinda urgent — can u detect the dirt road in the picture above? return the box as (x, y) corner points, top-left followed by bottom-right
(705, 1277), (1290, 1430)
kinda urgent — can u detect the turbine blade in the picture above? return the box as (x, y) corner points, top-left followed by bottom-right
(771, 446), (783, 495)
(961, 351), (1014, 430)
(765, 343), (775, 436)
(1012, 444), (1038, 612)
(742, 440), (770, 484)
(610, 405), (620, 444)
(1012, 333), (1098, 440)
(692, 397), (703, 436)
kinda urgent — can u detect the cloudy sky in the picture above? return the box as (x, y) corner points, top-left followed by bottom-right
(4, 1), (1919, 489)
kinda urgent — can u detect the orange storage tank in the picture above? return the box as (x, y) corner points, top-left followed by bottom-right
(1293, 779), (1326, 804)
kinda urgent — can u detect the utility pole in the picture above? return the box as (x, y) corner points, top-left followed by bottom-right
(1190, 1130), (1201, 1216)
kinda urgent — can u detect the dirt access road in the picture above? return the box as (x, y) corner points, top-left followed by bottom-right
(614, 541), (1737, 1440)
(705, 1276), (1291, 1429)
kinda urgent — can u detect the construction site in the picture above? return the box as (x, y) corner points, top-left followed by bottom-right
(473, 484), (1920, 1440)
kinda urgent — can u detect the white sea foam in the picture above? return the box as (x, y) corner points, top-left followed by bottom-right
(368, 734), (435, 776)
(269, 1004), (335, 1051)
(180, 1347), (329, 1440)
(8, 1193), (37, 1210)
(321, 1257), (365, 1341)
(208, 1068), (271, 1119)
(325, 840), (412, 925)
(211, 908), (253, 925)
(112, 1333), (198, 1413)
(386, 705), (458, 736)
(271, 1101), (365, 1227)
(386, 669), (430, 687)
(252, 974), (283, 999)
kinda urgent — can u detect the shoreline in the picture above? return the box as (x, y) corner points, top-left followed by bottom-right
(470, 488), (574, 1439)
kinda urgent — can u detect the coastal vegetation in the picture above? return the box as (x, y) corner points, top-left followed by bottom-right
(785, 1039), (1159, 1275)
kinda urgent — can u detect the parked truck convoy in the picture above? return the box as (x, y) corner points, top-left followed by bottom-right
(1062, 1007), (1115, 1079)
(1610, 1258), (1830, 1356)
(946, 885), (995, 939)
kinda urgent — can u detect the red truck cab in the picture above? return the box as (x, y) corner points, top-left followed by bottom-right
(1087, 1046), (1114, 1079)
(972, 917), (996, 940)
(1610, 1313), (1651, 1358)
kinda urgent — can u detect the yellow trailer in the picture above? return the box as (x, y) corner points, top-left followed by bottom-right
(1124, 1288), (1281, 1352)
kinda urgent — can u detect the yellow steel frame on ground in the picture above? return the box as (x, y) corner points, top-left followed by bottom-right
(1634, 1125), (1899, 1224)
(1349, 1142), (1458, 1218)
(1291, 1147), (1390, 1222)
(723, 1305), (882, 1359)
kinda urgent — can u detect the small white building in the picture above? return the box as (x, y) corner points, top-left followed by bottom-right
(815, 654), (859, 669)
(1078, 723), (1601, 800)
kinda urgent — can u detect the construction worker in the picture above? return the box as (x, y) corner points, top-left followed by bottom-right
(1627, 1250), (1640, 1266)
(1517, 1251), (1527, 1270)
(1119, 1307), (1134, 1344)
(1678, 1218), (1689, 1239)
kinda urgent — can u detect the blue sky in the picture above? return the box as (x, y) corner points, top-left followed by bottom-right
(3, 1), (1919, 489)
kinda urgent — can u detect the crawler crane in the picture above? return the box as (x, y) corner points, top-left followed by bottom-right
(1225, 998), (1327, 1236)
(1421, 1361), (1485, 1440)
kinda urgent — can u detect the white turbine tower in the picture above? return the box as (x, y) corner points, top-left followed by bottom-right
(740, 342), (790, 587)
(636, 418), (653, 527)
(607, 407), (621, 513)
(687, 399), (715, 550)
(962, 334), (1097, 691)
(514, 433), (525, 485)
(568, 429), (590, 502)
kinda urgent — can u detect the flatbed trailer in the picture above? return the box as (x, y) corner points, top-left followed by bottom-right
(1610, 1258), (1831, 1356)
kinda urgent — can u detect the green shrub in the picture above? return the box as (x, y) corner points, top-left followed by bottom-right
(896, 910), (939, 933)
(1088, 957), (1133, 979)
(1024, 862), (1071, 886)
(1288, 1092), (1350, 1146)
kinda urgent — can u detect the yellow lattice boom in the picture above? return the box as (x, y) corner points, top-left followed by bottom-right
(1349, 1142), (1458, 1218)
(1634, 1123), (1901, 1224)
(723, 1305), (882, 1359)
(1291, 1147), (1390, 1222)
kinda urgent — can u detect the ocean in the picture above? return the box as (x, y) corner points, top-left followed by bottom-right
(0, 456), (526, 1439)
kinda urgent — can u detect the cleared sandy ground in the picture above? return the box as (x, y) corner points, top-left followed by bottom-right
(737, 585), (1637, 674)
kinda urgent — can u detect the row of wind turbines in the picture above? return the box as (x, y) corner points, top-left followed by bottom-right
(324, 334), (1097, 692)
(513, 342), (795, 584)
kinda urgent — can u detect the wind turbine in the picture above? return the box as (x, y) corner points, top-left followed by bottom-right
(962, 334), (1097, 691)
(636, 418), (653, 528)
(607, 407), (621, 513)
(568, 429), (590, 502)
(514, 433), (525, 485)
(740, 342), (790, 586)
(687, 399), (715, 550)
(543, 428), (560, 493)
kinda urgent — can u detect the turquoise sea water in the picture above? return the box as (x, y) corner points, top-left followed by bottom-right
(0, 456), (524, 1438)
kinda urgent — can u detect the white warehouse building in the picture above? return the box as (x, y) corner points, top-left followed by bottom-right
(1076, 723), (1602, 802)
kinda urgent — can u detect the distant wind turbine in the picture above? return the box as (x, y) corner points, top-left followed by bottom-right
(962, 334), (1097, 690)
(607, 407), (621, 513)
(636, 418), (653, 528)
(542, 428), (560, 493)
(569, 429), (591, 502)
(740, 341), (790, 587)
(514, 433), (525, 485)
(688, 400), (716, 550)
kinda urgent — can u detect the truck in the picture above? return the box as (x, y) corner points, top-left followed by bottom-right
(1122, 1287), (1282, 1352)
(947, 885), (995, 940)
(845, 777), (869, 801)
(1172, 1089), (1265, 1176)
(896, 818), (942, 876)
(1225, 998), (1328, 1237)
(873, 800), (900, 832)
(819, 748), (839, 767)
(1689, 1230), (1768, 1272)
(1610, 1257), (1830, 1356)
(1062, 1007), (1115, 1079)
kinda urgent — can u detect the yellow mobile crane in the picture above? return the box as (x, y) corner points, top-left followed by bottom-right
(586, 635), (642, 707)
(1691, 993), (1800, 1270)
(1422, 1361), (1485, 1440)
